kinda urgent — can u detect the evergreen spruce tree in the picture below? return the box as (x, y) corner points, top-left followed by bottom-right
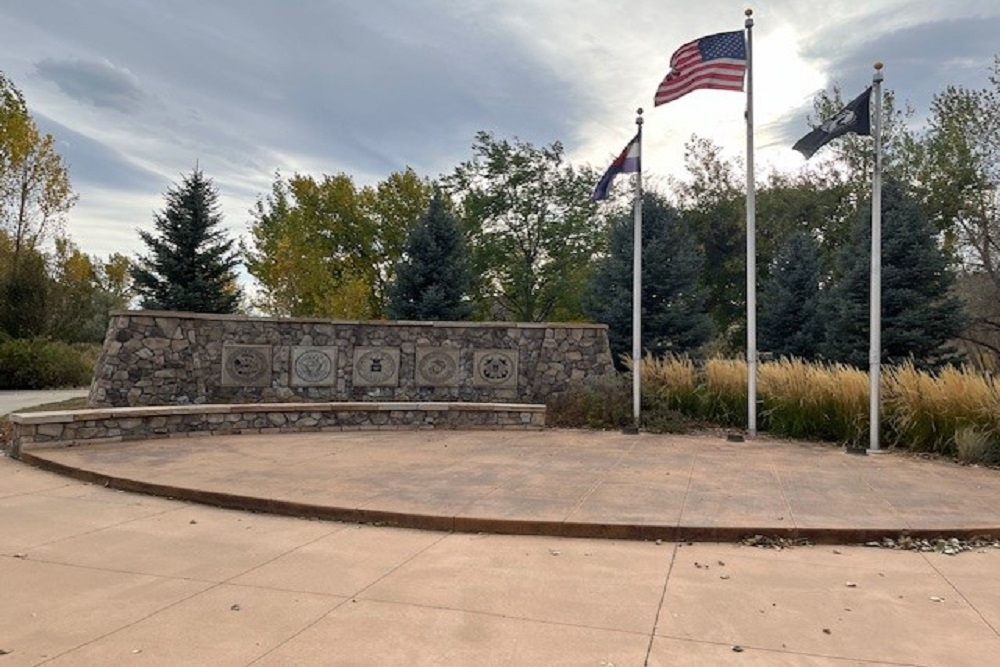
(387, 192), (473, 321)
(823, 181), (965, 369)
(131, 169), (241, 313)
(0, 244), (48, 339)
(758, 231), (824, 359)
(584, 193), (714, 366)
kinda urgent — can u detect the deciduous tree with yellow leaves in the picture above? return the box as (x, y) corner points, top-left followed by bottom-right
(244, 168), (432, 318)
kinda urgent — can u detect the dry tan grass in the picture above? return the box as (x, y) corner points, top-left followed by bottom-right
(759, 357), (868, 443)
(640, 354), (699, 413)
(885, 363), (1000, 456)
(702, 357), (747, 427)
(578, 354), (1000, 455)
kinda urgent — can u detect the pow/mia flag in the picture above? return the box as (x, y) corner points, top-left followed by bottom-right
(793, 87), (872, 159)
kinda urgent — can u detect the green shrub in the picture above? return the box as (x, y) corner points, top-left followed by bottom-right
(548, 369), (700, 434)
(547, 372), (631, 429)
(0, 338), (94, 389)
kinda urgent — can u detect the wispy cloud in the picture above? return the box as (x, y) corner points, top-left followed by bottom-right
(0, 0), (996, 263)
(34, 57), (146, 113)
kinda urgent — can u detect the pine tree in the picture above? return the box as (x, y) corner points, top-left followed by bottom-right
(823, 181), (965, 369)
(759, 231), (824, 359)
(0, 240), (48, 338)
(131, 169), (241, 313)
(387, 191), (473, 321)
(584, 193), (714, 365)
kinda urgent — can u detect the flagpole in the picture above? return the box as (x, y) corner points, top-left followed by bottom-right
(632, 108), (644, 429)
(744, 8), (757, 438)
(868, 62), (884, 454)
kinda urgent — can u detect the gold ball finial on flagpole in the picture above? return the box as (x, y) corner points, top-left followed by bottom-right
(636, 107), (644, 126)
(745, 8), (753, 16)
(874, 61), (884, 71)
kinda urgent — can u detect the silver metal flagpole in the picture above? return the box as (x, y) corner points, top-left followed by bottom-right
(868, 62), (884, 454)
(744, 8), (758, 437)
(632, 108), (644, 429)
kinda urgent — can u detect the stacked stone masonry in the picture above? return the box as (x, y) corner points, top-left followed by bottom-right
(6, 402), (547, 458)
(88, 311), (614, 407)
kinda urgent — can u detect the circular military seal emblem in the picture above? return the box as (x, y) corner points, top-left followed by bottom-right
(356, 349), (397, 384)
(478, 352), (514, 384)
(225, 348), (268, 383)
(418, 350), (458, 384)
(294, 350), (333, 383)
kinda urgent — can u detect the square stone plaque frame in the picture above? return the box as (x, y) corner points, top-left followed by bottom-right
(472, 349), (519, 389)
(352, 347), (401, 387)
(221, 345), (272, 387)
(290, 346), (338, 387)
(415, 347), (461, 387)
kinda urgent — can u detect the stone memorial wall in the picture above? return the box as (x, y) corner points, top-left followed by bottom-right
(88, 311), (614, 407)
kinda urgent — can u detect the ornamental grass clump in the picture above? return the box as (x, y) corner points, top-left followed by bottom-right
(885, 362), (1000, 456)
(552, 353), (1000, 455)
(954, 427), (1000, 465)
(702, 357), (747, 427)
(640, 353), (701, 415)
(759, 357), (868, 444)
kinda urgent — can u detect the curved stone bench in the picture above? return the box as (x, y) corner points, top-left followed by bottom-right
(5, 402), (546, 458)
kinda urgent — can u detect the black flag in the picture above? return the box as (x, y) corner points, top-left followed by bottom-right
(793, 87), (872, 159)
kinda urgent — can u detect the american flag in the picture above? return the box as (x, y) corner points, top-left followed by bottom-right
(654, 30), (747, 106)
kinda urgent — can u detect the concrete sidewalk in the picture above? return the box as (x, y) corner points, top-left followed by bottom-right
(2, 446), (999, 666)
(18, 429), (1000, 543)
(0, 389), (88, 418)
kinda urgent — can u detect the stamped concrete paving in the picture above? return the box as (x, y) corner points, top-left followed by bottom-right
(18, 430), (1000, 542)
(2, 453), (1000, 666)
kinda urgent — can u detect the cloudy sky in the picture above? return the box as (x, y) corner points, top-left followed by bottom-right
(1, 0), (998, 272)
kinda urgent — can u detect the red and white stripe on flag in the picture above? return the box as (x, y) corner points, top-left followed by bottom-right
(654, 30), (747, 106)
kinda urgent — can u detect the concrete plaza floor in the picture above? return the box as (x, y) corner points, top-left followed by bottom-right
(17, 429), (1000, 542)
(2, 428), (1000, 665)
